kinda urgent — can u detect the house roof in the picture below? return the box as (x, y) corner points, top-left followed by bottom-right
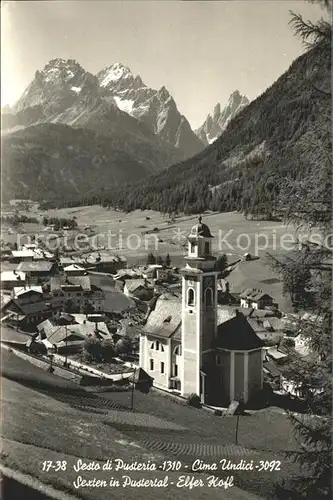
(8, 299), (50, 315)
(64, 264), (86, 272)
(11, 250), (35, 258)
(215, 312), (264, 351)
(45, 322), (111, 345)
(60, 253), (127, 267)
(50, 275), (92, 292)
(1, 271), (26, 282)
(17, 261), (54, 273)
(216, 305), (275, 321)
(125, 279), (150, 293)
(266, 347), (288, 361)
(32, 248), (54, 260)
(37, 318), (56, 336)
(21, 244), (38, 250)
(13, 285), (43, 298)
(117, 318), (141, 339)
(240, 288), (273, 301)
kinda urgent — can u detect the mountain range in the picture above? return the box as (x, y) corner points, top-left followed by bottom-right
(96, 63), (204, 158)
(195, 91), (249, 146)
(1, 58), (250, 201)
(78, 39), (331, 218)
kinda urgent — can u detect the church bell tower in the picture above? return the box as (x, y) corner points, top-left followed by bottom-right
(180, 217), (219, 400)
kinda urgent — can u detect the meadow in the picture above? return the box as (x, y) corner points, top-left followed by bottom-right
(2, 350), (299, 500)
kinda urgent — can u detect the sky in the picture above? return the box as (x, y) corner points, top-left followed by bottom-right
(1, 0), (328, 128)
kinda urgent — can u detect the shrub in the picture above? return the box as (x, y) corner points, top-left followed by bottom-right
(187, 393), (202, 408)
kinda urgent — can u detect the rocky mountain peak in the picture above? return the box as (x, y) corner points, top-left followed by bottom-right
(157, 85), (172, 103)
(14, 58), (99, 113)
(195, 90), (249, 146)
(98, 62), (134, 87)
(213, 103), (221, 121)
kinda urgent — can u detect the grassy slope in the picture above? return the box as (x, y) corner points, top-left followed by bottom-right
(1, 349), (302, 499)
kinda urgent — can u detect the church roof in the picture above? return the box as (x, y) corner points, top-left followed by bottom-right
(142, 296), (236, 340)
(188, 216), (213, 239)
(215, 312), (264, 351)
(143, 295), (182, 339)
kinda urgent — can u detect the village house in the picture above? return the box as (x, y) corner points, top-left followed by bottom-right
(37, 320), (111, 354)
(2, 286), (55, 328)
(124, 279), (154, 301)
(60, 253), (127, 274)
(246, 315), (285, 345)
(142, 264), (171, 282)
(45, 275), (104, 312)
(10, 246), (54, 263)
(16, 261), (57, 283)
(240, 288), (275, 309)
(37, 315), (111, 353)
(0, 270), (26, 290)
(63, 264), (87, 276)
(139, 217), (264, 406)
(113, 269), (140, 282)
(217, 279), (241, 305)
(10, 249), (35, 263)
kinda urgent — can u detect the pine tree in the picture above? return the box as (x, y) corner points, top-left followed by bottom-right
(146, 253), (156, 265)
(273, 3), (332, 497)
(156, 255), (163, 265)
(164, 253), (171, 267)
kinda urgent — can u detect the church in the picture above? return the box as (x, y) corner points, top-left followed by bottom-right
(139, 217), (264, 406)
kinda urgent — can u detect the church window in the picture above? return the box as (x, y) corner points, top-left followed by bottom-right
(190, 242), (196, 253)
(205, 288), (213, 306)
(156, 340), (160, 350)
(150, 342), (155, 349)
(205, 242), (210, 254)
(173, 364), (178, 377)
(187, 288), (195, 306)
(161, 362), (165, 374)
(216, 355), (221, 365)
(150, 359), (154, 371)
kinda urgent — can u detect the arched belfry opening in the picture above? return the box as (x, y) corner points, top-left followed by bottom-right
(205, 288), (213, 306)
(187, 287), (195, 306)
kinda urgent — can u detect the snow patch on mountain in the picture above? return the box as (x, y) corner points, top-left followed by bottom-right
(113, 96), (134, 114)
(208, 135), (218, 144)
